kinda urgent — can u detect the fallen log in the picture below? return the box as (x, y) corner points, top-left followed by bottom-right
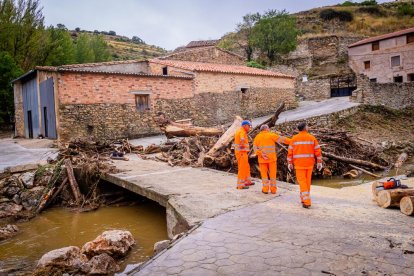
(37, 178), (68, 213)
(144, 144), (161, 154)
(164, 124), (223, 138)
(371, 181), (382, 201)
(400, 196), (414, 216)
(376, 189), (414, 208)
(349, 164), (381, 178)
(64, 159), (83, 204)
(206, 116), (243, 157)
(249, 102), (285, 135)
(324, 152), (387, 170)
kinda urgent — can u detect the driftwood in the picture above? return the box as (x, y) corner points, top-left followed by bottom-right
(349, 164), (381, 178)
(37, 178), (68, 213)
(376, 189), (414, 208)
(400, 196), (414, 216)
(64, 159), (83, 204)
(371, 181), (382, 202)
(164, 124), (223, 138)
(144, 144), (162, 154)
(324, 152), (386, 170)
(343, 169), (362, 179)
(206, 116), (243, 158)
(249, 102), (285, 135)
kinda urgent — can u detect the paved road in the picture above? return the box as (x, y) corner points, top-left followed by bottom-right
(0, 139), (57, 172)
(134, 178), (414, 276)
(131, 97), (359, 146)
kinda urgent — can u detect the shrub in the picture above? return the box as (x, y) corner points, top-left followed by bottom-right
(108, 30), (116, 36)
(357, 6), (384, 16)
(397, 3), (414, 16)
(360, 0), (377, 6)
(320, 9), (354, 22)
(246, 60), (266, 69)
(341, 1), (355, 7)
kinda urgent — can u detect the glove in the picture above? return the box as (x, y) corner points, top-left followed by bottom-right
(288, 164), (293, 172)
(317, 163), (323, 171)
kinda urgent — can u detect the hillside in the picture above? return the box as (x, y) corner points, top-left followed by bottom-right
(70, 30), (167, 61)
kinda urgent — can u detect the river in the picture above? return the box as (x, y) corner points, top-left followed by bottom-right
(0, 201), (168, 274)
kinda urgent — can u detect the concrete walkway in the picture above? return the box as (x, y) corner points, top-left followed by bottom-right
(134, 178), (414, 276)
(0, 139), (58, 172)
(102, 154), (289, 238)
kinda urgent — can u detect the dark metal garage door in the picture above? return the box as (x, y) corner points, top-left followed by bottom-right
(40, 78), (57, 139)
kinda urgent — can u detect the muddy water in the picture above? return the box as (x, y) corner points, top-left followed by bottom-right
(0, 202), (168, 274)
(312, 176), (377, 189)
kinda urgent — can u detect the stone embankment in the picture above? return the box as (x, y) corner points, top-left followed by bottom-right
(34, 230), (135, 275)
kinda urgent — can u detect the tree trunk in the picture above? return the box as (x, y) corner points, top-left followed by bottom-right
(64, 159), (83, 204)
(400, 196), (414, 216)
(371, 181), (382, 202)
(164, 124), (223, 138)
(376, 189), (414, 208)
(343, 169), (362, 179)
(324, 152), (386, 170)
(349, 164), (381, 178)
(206, 116), (243, 158)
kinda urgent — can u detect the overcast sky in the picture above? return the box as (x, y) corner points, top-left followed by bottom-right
(41, 0), (389, 50)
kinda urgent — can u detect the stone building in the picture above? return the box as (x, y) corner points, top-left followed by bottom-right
(348, 27), (414, 83)
(13, 58), (295, 142)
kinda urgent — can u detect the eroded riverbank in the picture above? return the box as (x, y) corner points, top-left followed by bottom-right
(0, 202), (167, 274)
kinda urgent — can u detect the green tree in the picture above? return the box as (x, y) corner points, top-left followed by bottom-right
(236, 12), (261, 61)
(74, 33), (94, 63)
(0, 0), (45, 70)
(90, 34), (111, 62)
(250, 10), (298, 65)
(39, 26), (75, 66)
(0, 52), (23, 125)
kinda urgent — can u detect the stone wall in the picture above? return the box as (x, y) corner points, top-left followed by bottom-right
(159, 47), (245, 65)
(58, 87), (297, 141)
(296, 77), (331, 100)
(13, 83), (24, 137)
(352, 74), (414, 108)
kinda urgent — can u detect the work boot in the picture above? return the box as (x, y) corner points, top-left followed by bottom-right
(245, 181), (255, 186)
(270, 187), (277, 194)
(302, 204), (310, 209)
(237, 186), (249, 190)
(262, 186), (269, 194)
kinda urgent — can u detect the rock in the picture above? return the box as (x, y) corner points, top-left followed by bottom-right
(81, 230), (135, 258)
(154, 240), (170, 255)
(35, 246), (87, 275)
(0, 202), (23, 218)
(19, 172), (35, 189)
(12, 194), (21, 205)
(20, 186), (45, 210)
(82, 253), (119, 274)
(1, 176), (24, 198)
(0, 224), (19, 241)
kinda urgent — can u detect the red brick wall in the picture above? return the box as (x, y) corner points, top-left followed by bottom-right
(57, 72), (194, 105)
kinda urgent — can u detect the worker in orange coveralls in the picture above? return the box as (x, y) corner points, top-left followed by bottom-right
(234, 120), (254, 189)
(287, 122), (323, 208)
(254, 124), (291, 194)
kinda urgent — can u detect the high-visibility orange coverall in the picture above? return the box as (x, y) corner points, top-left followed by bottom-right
(254, 130), (291, 194)
(234, 127), (251, 188)
(287, 131), (322, 206)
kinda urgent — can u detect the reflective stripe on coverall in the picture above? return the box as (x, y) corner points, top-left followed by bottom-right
(254, 130), (291, 193)
(234, 127), (251, 188)
(287, 131), (322, 206)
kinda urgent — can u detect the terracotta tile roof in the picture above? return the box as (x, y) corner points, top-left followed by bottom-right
(348, 27), (414, 48)
(58, 60), (142, 68)
(33, 65), (193, 79)
(186, 40), (220, 48)
(149, 59), (294, 78)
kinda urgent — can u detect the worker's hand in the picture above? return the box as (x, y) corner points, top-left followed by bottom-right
(317, 163), (323, 171)
(288, 164), (293, 172)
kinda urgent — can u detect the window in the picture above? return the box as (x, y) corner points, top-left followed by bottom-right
(391, 56), (401, 67)
(393, 76), (403, 83)
(364, 61), (371, 70)
(162, 67), (168, 75)
(408, 73), (414, 82)
(135, 94), (150, 111)
(240, 88), (248, 94)
(370, 78), (377, 83)
(372, 41), (380, 51)
(407, 33), (414, 44)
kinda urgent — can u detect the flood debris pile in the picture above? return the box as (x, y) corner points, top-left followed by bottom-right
(34, 230), (135, 275)
(152, 105), (392, 183)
